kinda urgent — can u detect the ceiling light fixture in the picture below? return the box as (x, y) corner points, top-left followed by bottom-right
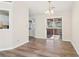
(45, 1), (55, 19)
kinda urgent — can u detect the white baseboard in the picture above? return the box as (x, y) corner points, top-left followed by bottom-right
(62, 39), (79, 55)
(0, 47), (14, 51)
(0, 40), (29, 51)
(71, 41), (79, 55)
(62, 39), (71, 42)
(14, 40), (29, 49)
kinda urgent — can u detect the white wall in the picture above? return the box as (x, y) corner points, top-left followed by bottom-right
(72, 2), (79, 55)
(12, 2), (29, 47)
(0, 2), (13, 50)
(32, 10), (72, 41)
(54, 11), (72, 41)
(33, 15), (47, 39)
(0, 2), (29, 51)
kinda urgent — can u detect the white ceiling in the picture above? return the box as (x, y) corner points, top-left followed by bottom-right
(25, 1), (73, 16)
(3, 1), (73, 16)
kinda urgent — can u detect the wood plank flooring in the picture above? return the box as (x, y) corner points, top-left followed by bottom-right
(0, 38), (78, 57)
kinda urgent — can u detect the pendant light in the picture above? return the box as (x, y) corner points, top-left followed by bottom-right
(45, 1), (54, 19)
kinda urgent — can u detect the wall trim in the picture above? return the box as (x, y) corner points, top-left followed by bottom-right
(13, 40), (29, 49)
(0, 47), (14, 51)
(62, 39), (71, 42)
(0, 41), (29, 51)
(62, 39), (79, 55)
(35, 37), (47, 40)
(71, 41), (79, 55)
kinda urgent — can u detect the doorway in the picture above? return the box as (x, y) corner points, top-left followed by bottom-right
(29, 17), (35, 39)
(47, 18), (62, 40)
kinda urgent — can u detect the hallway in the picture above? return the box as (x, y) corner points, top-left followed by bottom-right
(0, 38), (78, 57)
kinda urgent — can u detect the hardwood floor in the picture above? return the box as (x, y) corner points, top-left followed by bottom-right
(0, 38), (78, 57)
